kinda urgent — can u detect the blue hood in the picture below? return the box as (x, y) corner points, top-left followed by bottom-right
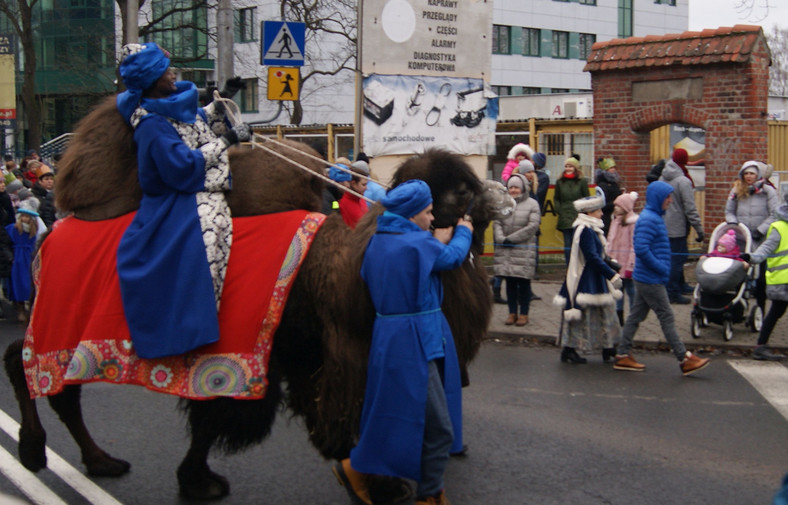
(645, 180), (673, 215)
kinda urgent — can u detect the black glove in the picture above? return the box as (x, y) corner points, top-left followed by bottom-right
(604, 256), (621, 272)
(752, 230), (764, 242)
(695, 231), (705, 243)
(221, 123), (251, 146)
(739, 253), (751, 263)
(502, 238), (513, 247)
(220, 76), (246, 99)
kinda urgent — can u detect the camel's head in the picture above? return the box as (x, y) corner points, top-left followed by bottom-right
(475, 179), (516, 223)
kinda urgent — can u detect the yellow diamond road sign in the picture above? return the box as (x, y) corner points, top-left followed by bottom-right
(267, 67), (299, 101)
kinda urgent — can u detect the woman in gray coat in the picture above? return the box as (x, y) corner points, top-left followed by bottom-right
(725, 160), (778, 315)
(493, 173), (541, 326)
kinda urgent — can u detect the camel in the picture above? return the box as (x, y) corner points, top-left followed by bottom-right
(3, 95), (515, 501)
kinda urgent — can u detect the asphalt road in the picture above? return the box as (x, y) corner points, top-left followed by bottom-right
(0, 319), (786, 504)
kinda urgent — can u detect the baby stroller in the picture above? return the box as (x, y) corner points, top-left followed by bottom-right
(690, 223), (763, 341)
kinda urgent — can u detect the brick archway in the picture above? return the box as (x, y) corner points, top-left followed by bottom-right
(585, 25), (771, 224)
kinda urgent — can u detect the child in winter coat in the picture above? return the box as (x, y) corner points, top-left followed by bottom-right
(606, 192), (639, 326)
(707, 229), (744, 260)
(501, 143), (533, 182)
(554, 194), (623, 364)
(5, 203), (39, 322)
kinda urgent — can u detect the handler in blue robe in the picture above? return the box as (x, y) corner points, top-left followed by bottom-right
(336, 180), (472, 505)
(114, 42), (248, 358)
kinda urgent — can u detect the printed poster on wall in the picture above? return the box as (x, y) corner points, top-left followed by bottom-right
(362, 74), (498, 156)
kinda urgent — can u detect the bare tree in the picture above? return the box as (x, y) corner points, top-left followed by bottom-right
(766, 25), (788, 97)
(0, 0), (41, 149)
(279, 0), (357, 125)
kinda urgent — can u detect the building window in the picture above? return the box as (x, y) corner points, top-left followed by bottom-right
(523, 87), (541, 95)
(239, 78), (258, 112)
(654, 0), (676, 4)
(551, 31), (568, 59)
(579, 0), (597, 4)
(492, 25), (510, 54)
(235, 7), (256, 42)
(492, 85), (512, 96)
(521, 28), (540, 57)
(551, 88), (571, 94)
(151, 0), (208, 61)
(578, 33), (596, 60)
(618, 0), (633, 38)
(544, 133), (565, 156)
(180, 69), (210, 88)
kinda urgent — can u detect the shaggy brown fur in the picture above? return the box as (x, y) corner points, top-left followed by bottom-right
(6, 97), (503, 500)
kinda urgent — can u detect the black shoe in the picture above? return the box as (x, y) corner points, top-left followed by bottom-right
(530, 294), (542, 301)
(450, 444), (469, 458)
(494, 295), (507, 304)
(669, 295), (691, 304)
(560, 347), (587, 364)
(681, 284), (694, 294)
(602, 348), (617, 363)
(753, 345), (783, 361)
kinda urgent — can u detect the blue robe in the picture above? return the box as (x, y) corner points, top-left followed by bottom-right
(117, 83), (232, 359)
(350, 212), (471, 481)
(5, 224), (35, 302)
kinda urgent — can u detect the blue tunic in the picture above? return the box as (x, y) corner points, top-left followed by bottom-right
(5, 224), (35, 302)
(117, 84), (232, 359)
(350, 212), (471, 481)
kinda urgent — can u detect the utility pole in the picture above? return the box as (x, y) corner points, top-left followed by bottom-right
(353, 0), (363, 159)
(125, 0), (139, 44)
(216, 0), (234, 87)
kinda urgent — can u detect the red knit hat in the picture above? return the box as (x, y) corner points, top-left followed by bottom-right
(672, 148), (689, 169)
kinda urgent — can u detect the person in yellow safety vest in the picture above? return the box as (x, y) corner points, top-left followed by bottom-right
(739, 194), (788, 361)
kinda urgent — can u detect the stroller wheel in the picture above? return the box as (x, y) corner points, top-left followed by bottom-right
(691, 313), (702, 339)
(723, 320), (734, 341)
(748, 305), (763, 332)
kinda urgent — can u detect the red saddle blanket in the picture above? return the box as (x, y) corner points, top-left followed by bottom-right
(23, 210), (325, 400)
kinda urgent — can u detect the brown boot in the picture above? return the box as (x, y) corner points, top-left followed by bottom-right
(515, 314), (528, 326)
(332, 459), (372, 505)
(416, 490), (450, 505)
(680, 351), (710, 376)
(504, 313), (516, 325)
(613, 354), (645, 372)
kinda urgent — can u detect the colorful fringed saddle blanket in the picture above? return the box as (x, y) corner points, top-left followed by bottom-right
(23, 210), (325, 400)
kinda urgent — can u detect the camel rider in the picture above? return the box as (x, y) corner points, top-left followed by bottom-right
(115, 42), (250, 359)
(333, 180), (472, 505)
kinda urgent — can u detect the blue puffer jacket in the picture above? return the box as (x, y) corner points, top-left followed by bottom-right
(633, 181), (674, 285)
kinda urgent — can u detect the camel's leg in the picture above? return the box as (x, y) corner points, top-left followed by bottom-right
(177, 368), (284, 500)
(47, 385), (130, 477)
(3, 340), (47, 472)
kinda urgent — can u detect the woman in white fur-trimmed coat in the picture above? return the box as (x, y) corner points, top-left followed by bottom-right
(553, 195), (623, 364)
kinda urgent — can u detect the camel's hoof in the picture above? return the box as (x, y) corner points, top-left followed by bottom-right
(367, 474), (413, 505)
(18, 427), (47, 472)
(85, 451), (131, 477)
(177, 463), (230, 501)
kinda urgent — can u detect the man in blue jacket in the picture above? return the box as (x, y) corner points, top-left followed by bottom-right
(614, 181), (711, 376)
(333, 179), (472, 505)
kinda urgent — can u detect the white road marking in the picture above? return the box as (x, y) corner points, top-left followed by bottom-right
(728, 360), (788, 423)
(0, 444), (67, 505)
(0, 408), (124, 505)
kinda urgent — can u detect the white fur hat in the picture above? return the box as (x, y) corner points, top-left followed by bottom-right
(573, 194), (605, 213)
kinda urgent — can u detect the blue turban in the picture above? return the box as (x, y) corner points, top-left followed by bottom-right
(382, 179), (433, 218)
(329, 164), (352, 183)
(116, 43), (171, 124)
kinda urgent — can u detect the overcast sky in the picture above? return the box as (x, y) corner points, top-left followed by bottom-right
(688, 0), (786, 33)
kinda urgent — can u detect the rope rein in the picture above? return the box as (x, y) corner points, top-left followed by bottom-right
(212, 93), (384, 204)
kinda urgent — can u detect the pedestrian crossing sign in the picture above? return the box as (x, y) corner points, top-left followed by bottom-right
(262, 21), (305, 66)
(267, 67), (300, 101)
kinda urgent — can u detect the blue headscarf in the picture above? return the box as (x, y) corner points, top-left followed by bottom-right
(329, 164), (352, 183)
(382, 179), (432, 218)
(116, 43), (171, 124)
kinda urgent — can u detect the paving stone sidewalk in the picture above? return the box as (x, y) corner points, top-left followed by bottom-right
(487, 281), (788, 356)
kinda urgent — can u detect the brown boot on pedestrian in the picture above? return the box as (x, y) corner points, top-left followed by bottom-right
(504, 313), (516, 325)
(613, 354), (646, 372)
(515, 314), (528, 326)
(680, 351), (710, 376)
(416, 489), (450, 505)
(332, 458), (372, 505)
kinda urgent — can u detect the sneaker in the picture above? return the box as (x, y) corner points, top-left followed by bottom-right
(669, 295), (691, 304)
(613, 354), (646, 372)
(753, 345), (783, 361)
(680, 352), (710, 376)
